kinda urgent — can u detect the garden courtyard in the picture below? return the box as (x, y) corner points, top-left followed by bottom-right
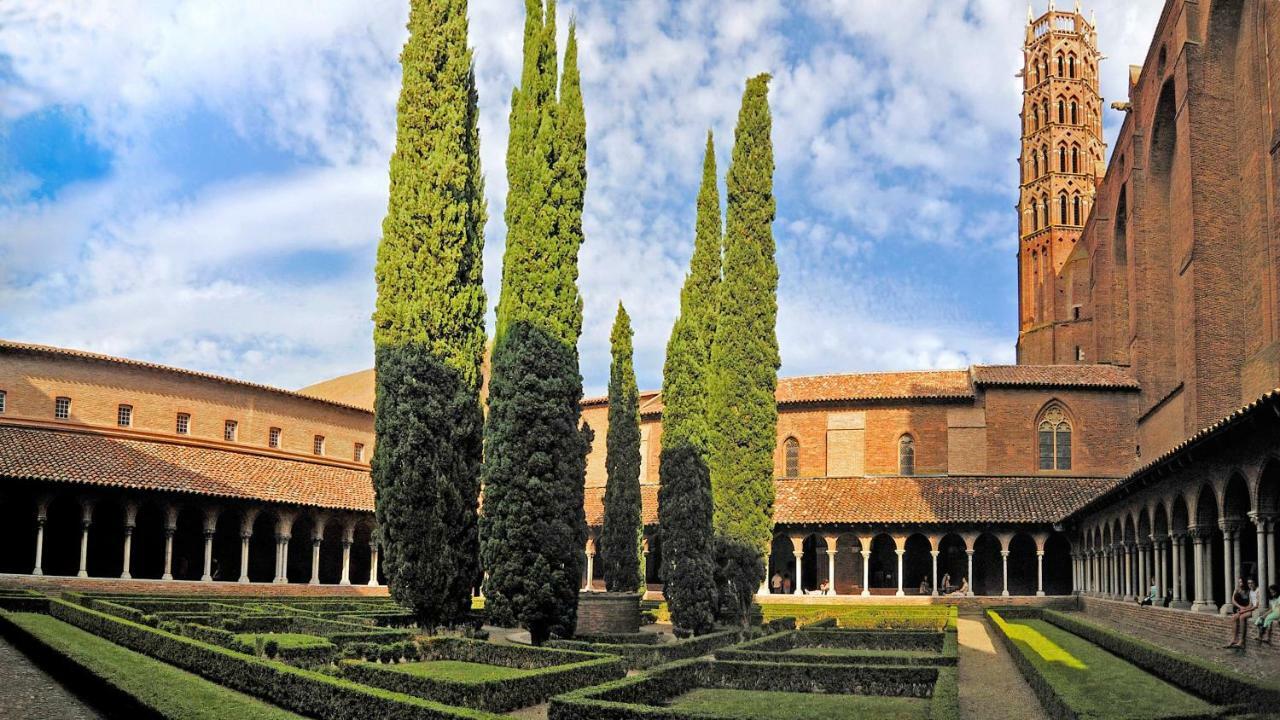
(1, 586), (1277, 720)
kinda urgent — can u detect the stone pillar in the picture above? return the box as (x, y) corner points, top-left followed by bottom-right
(790, 535), (805, 595)
(1137, 542), (1150, 600)
(368, 541), (379, 587)
(860, 547), (871, 597)
(201, 508), (218, 582)
(340, 521), (354, 586)
(238, 508), (257, 584)
(32, 498), (48, 576)
(309, 538), (322, 585)
(1000, 550), (1010, 596)
(894, 544), (905, 597)
(1154, 540), (1166, 601)
(121, 502), (137, 580)
(966, 548), (975, 597)
(1172, 535), (1187, 606)
(931, 550), (941, 597)
(1220, 520), (1239, 613)
(1036, 550), (1046, 596)
(274, 513), (295, 584)
(1253, 514), (1275, 589)
(584, 539), (596, 592)
(1122, 542), (1134, 600)
(823, 535), (838, 595)
(162, 506), (178, 581)
(1189, 527), (1215, 613)
(77, 500), (94, 578)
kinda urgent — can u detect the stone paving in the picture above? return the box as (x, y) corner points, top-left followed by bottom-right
(0, 634), (105, 720)
(956, 617), (1047, 720)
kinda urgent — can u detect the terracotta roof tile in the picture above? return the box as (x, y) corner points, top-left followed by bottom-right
(971, 364), (1139, 389)
(775, 370), (974, 403)
(585, 485), (659, 527)
(0, 425), (373, 511)
(772, 475), (1124, 525)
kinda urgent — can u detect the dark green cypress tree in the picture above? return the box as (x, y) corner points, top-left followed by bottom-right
(601, 303), (643, 592)
(706, 74), (779, 556)
(370, 0), (486, 628)
(656, 133), (723, 635)
(481, 0), (589, 645)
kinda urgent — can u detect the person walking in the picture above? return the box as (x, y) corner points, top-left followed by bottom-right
(770, 571), (783, 595)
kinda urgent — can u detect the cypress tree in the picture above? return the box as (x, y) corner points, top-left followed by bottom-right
(481, 0), (590, 645)
(706, 74), (779, 556)
(656, 134), (723, 635)
(601, 303), (643, 592)
(370, 0), (486, 628)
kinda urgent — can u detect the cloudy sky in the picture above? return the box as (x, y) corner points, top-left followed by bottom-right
(0, 0), (1164, 395)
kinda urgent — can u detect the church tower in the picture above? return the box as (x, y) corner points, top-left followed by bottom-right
(1016, 1), (1105, 364)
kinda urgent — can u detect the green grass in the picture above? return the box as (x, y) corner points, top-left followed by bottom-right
(666, 688), (928, 720)
(997, 617), (1216, 719)
(383, 659), (534, 683)
(758, 604), (953, 629)
(781, 646), (934, 658)
(234, 632), (333, 649)
(4, 612), (306, 720)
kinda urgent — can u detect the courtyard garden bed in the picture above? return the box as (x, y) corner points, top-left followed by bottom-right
(987, 609), (1233, 720)
(716, 625), (957, 666)
(758, 603), (957, 630)
(548, 657), (959, 720)
(341, 637), (624, 712)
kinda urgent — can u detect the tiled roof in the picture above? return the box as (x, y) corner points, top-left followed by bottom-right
(585, 485), (659, 527)
(0, 425), (373, 512)
(0, 340), (372, 415)
(773, 475), (1125, 525)
(775, 370), (974, 403)
(971, 364), (1139, 389)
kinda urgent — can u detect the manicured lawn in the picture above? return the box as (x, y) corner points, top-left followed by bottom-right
(666, 688), (928, 720)
(999, 617), (1216, 719)
(384, 659), (534, 683)
(234, 632), (333, 649)
(4, 612), (306, 720)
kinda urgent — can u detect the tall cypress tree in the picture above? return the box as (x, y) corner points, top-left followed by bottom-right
(657, 134), (722, 635)
(601, 303), (643, 592)
(706, 74), (779, 556)
(481, 0), (590, 645)
(371, 0), (486, 628)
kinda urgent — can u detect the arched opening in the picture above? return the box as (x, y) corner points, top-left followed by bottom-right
(248, 510), (277, 583)
(86, 497), (125, 578)
(1068, 54), (1076, 78)
(172, 506), (206, 581)
(1044, 532), (1073, 595)
(1038, 403), (1072, 471)
(972, 533), (1003, 596)
(767, 534), (793, 594)
(831, 534), (862, 594)
(1259, 460), (1280, 587)
(1058, 194), (1069, 225)
(0, 486), (38, 574)
(938, 534), (967, 593)
(1223, 473), (1256, 584)
(43, 495), (84, 577)
(868, 534), (899, 593)
(1070, 100), (1078, 125)
(1070, 146), (1079, 173)
(212, 507), (242, 582)
(131, 500), (167, 580)
(1072, 195), (1082, 225)
(1056, 53), (1064, 77)
(1057, 99), (1065, 124)
(350, 520), (375, 585)
(1114, 185), (1128, 264)
(1171, 495), (1192, 604)
(1101, 523), (1114, 595)
(288, 513), (317, 584)
(1058, 145), (1067, 172)
(898, 435), (915, 476)
(783, 437), (799, 478)
(1008, 533), (1037, 596)
(904, 534), (932, 594)
(1195, 484), (1224, 608)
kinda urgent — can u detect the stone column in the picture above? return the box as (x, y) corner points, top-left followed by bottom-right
(860, 547), (872, 597)
(1036, 550), (1046, 596)
(1122, 542), (1134, 600)
(309, 538), (322, 585)
(368, 541), (380, 587)
(162, 506), (178, 581)
(1154, 539), (1166, 600)
(931, 550), (941, 597)
(32, 498), (48, 576)
(274, 513), (295, 584)
(201, 508), (218, 582)
(584, 540), (596, 592)
(1000, 550), (1010, 596)
(121, 502), (137, 580)
(1137, 542), (1150, 600)
(966, 548), (975, 597)
(894, 545), (905, 597)
(77, 500), (94, 578)
(1172, 535), (1187, 606)
(823, 535), (838, 595)
(790, 535), (805, 595)
(1189, 527), (1215, 613)
(238, 508), (257, 584)
(339, 521), (354, 586)
(1220, 520), (1239, 613)
(1253, 514), (1275, 589)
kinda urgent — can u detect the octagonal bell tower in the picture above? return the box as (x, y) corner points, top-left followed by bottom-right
(1016, 1), (1105, 363)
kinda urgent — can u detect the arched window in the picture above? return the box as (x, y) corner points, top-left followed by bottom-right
(1032, 153), (1039, 178)
(1033, 106), (1040, 130)
(1059, 194), (1068, 224)
(1057, 100), (1066, 124)
(1031, 202), (1039, 231)
(1070, 100), (1078, 124)
(1041, 196), (1050, 227)
(1072, 195), (1082, 225)
(1038, 405), (1072, 470)
(1068, 55), (1076, 78)
(1070, 146), (1079, 173)
(1058, 146), (1067, 172)
(1033, 64), (1041, 84)
(898, 435), (915, 476)
(1042, 100), (1049, 126)
(784, 437), (800, 478)
(1040, 146), (1048, 174)
(1057, 54), (1064, 77)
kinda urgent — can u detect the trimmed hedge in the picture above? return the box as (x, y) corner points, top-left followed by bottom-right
(569, 632), (662, 645)
(548, 658), (957, 720)
(757, 603), (956, 630)
(1040, 609), (1280, 707)
(546, 627), (745, 669)
(716, 626), (957, 667)
(45, 599), (502, 720)
(341, 638), (624, 712)
(0, 590), (49, 612)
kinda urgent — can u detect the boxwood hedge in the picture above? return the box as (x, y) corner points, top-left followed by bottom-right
(715, 626), (958, 667)
(546, 627), (745, 670)
(341, 637), (624, 712)
(45, 599), (503, 720)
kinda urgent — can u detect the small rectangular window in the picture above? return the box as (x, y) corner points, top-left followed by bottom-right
(117, 404), (132, 427)
(1075, 346), (1085, 362)
(176, 413), (190, 435)
(313, 435), (325, 455)
(0, 390), (6, 414)
(354, 442), (364, 462)
(55, 396), (71, 420)
(224, 420), (237, 442)
(269, 427), (281, 449)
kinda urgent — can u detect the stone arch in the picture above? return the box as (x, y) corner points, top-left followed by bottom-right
(972, 533), (1003, 596)
(43, 494), (85, 577)
(131, 498), (168, 580)
(247, 508), (279, 583)
(171, 504), (207, 581)
(1044, 531), (1073, 595)
(350, 516), (377, 585)
(937, 533), (967, 593)
(86, 496), (126, 578)
(1008, 532), (1037, 596)
(867, 533), (899, 592)
(1194, 484), (1226, 607)
(211, 506), (242, 582)
(768, 533), (795, 594)
(1258, 458), (1280, 516)
(1137, 506), (1152, 542)
(903, 533), (932, 594)
(1223, 472), (1257, 583)
(0, 485), (39, 574)
(287, 512), (319, 584)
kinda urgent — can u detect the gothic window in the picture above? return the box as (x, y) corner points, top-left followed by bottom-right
(784, 437), (800, 478)
(1041, 146), (1048, 174)
(898, 435), (915, 476)
(1057, 100), (1066, 124)
(1058, 146), (1067, 172)
(1059, 194), (1068, 224)
(1068, 55), (1076, 78)
(1072, 195), (1082, 225)
(1033, 106), (1040, 130)
(1038, 405), (1072, 470)
(1071, 146), (1079, 173)
(1041, 196), (1050, 227)
(1057, 54), (1064, 77)
(1033, 65), (1041, 84)
(1070, 100), (1078, 124)
(1033, 153), (1039, 178)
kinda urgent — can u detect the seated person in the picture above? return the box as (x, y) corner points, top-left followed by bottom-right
(818, 579), (831, 595)
(1138, 577), (1157, 606)
(918, 577), (931, 595)
(1225, 577), (1256, 649)
(1257, 584), (1279, 644)
(949, 577), (969, 596)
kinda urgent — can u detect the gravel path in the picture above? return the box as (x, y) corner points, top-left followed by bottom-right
(956, 617), (1047, 720)
(0, 634), (105, 720)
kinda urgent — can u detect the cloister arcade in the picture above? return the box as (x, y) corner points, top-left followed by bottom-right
(1076, 459), (1280, 613)
(0, 480), (384, 587)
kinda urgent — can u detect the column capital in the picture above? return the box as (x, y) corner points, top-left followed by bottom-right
(966, 548), (975, 556)
(1000, 549), (1010, 558)
(1036, 549), (1046, 557)
(1136, 541), (1151, 551)
(1219, 518), (1242, 535)
(894, 548), (905, 556)
(930, 549), (940, 558)
(1187, 525), (1212, 540)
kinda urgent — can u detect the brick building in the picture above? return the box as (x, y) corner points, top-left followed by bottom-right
(1, 0), (1277, 612)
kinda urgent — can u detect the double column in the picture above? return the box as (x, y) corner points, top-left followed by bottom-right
(1251, 513), (1276, 589)
(1188, 526), (1216, 613)
(273, 512), (295, 584)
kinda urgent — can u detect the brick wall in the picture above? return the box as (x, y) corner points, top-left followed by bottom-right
(981, 386), (1136, 476)
(1081, 596), (1280, 661)
(575, 591), (642, 634)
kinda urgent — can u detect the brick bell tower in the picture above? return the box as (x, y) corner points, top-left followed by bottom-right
(1016, 1), (1106, 364)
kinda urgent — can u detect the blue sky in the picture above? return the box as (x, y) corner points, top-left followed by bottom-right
(0, 1), (1164, 395)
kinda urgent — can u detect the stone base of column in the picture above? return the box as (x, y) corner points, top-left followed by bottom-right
(1036, 591), (1045, 597)
(367, 579), (378, 588)
(162, 573), (172, 581)
(309, 579), (319, 586)
(340, 580), (351, 587)
(861, 589), (870, 597)
(77, 571), (87, 578)
(1001, 590), (1010, 597)
(32, 569), (42, 576)
(1191, 601), (1218, 614)
(1170, 600), (1192, 610)
(120, 572), (131, 580)
(1122, 594), (1135, 602)
(895, 590), (904, 597)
